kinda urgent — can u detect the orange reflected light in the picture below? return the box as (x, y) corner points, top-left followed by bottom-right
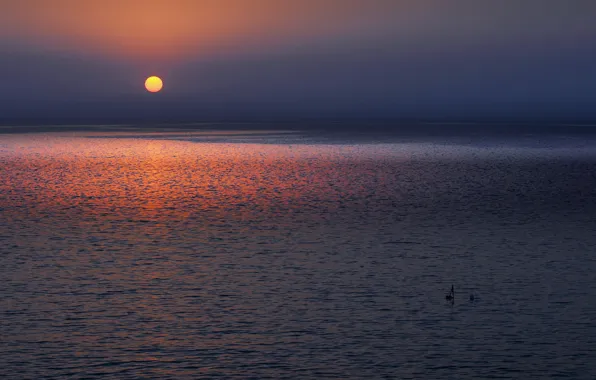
(145, 76), (163, 93)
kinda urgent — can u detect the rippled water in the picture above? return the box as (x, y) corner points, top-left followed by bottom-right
(2, 130), (596, 379)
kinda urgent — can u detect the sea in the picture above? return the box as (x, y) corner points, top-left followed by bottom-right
(2, 125), (596, 379)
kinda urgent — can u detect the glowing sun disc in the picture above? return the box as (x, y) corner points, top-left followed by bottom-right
(145, 76), (163, 93)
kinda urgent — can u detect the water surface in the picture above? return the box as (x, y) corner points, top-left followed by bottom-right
(2, 130), (596, 379)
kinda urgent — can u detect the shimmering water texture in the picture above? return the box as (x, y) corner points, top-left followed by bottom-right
(2, 131), (596, 379)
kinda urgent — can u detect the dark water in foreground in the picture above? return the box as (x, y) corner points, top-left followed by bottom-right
(2, 130), (596, 379)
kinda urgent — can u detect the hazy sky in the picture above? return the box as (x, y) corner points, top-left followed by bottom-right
(1, 0), (596, 121)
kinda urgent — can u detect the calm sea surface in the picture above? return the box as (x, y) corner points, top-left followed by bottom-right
(2, 130), (596, 379)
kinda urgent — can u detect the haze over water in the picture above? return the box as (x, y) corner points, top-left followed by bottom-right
(2, 128), (596, 378)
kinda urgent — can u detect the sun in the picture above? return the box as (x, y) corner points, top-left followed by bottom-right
(145, 76), (163, 93)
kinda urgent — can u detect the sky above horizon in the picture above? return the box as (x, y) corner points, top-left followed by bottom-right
(1, 0), (596, 121)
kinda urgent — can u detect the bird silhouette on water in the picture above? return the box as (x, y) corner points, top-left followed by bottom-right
(445, 285), (455, 302)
